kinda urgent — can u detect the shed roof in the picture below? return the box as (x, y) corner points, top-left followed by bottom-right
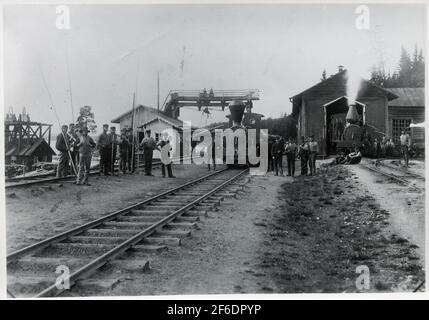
(385, 88), (425, 107)
(6, 138), (56, 157)
(111, 104), (158, 123)
(138, 114), (184, 130)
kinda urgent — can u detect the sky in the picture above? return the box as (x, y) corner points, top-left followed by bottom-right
(3, 3), (426, 134)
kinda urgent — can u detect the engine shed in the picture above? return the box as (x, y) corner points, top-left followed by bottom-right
(290, 68), (399, 155)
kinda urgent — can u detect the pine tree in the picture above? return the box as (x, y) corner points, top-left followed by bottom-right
(76, 106), (97, 133)
(398, 46), (413, 86)
(370, 45), (424, 88)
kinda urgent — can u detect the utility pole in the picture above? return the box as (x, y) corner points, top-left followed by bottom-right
(157, 71), (160, 114)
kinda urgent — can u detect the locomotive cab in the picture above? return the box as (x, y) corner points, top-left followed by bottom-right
(323, 96), (366, 154)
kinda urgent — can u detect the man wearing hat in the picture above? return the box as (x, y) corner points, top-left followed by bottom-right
(140, 130), (157, 176)
(119, 129), (130, 174)
(271, 136), (285, 176)
(56, 124), (71, 177)
(75, 127), (96, 185)
(298, 136), (309, 176)
(285, 137), (297, 177)
(97, 124), (110, 175)
(109, 126), (120, 175)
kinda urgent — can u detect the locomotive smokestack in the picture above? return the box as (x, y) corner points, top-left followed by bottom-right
(228, 100), (246, 127)
(346, 104), (359, 124)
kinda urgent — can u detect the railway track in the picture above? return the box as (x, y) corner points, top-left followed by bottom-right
(5, 157), (189, 189)
(7, 168), (249, 298)
(374, 161), (425, 181)
(360, 162), (424, 192)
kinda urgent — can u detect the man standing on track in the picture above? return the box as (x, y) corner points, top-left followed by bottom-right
(97, 124), (110, 175)
(56, 124), (70, 178)
(140, 130), (157, 176)
(400, 130), (412, 167)
(75, 127), (96, 185)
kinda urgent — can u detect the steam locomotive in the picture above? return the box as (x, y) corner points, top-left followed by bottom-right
(223, 100), (264, 167)
(334, 104), (384, 156)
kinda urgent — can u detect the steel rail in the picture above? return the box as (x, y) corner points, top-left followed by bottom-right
(375, 161), (425, 181)
(5, 156), (192, 188)
(5, 162), (149, 188)
(7, 168), (229, 262)
(35, 168), (248, 297)
(361, 163), (423, 192)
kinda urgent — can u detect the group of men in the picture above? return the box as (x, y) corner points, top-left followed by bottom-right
(269, 135), (319, 177)
(140, 130), (175, 178)
(97, 124), (136, 176)
(55, 123), (176, 186)
(56, 124), (97, 185)
(371, 130), (412, 166)
(373, 136), (396, 158)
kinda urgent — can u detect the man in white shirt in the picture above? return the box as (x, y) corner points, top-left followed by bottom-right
(399, 130), (411, 167)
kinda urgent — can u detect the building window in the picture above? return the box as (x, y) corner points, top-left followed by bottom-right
(392, 119), (411, 142)
(155, 132), (160, 142)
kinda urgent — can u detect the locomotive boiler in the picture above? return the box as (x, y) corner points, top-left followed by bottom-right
(223, 100), (264, 167)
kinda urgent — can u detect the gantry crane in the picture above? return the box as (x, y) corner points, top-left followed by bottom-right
(162, 89), (260, 119)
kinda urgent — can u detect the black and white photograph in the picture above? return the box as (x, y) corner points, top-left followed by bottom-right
(1, 1), (427, 300)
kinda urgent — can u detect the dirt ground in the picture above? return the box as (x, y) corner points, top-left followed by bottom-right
(5, 164), (214, 253)
(351, 159), (425, 259)
(64, 162), (424, 296)
(6, 159), (425, 295)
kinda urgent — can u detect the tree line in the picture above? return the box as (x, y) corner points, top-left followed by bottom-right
(370, 45), (424, 88)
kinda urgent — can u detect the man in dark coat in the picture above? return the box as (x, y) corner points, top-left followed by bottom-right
(97, 124), (110, 175)
(298, 136), (309, 176)
(207, 131), (218, 171)
(109, 126), (119, 175)
(271, 136), (285, 176)
(267, 136), (274, 172)
(56, 125), (70, 177)
(126, 128), (136, 173)
(75, 127), (96, 185)
(119, 130), (129, 174)
(140, 130), (157, 176)
(285, 138), (297, 177)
